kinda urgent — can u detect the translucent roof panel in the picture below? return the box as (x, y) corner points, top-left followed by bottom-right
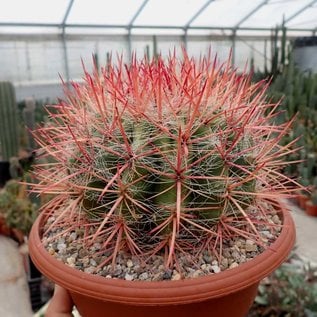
(190, 0), (266, 28)
(287, 3), (317, 29)
(133, 0), (207, 27)
(240, 0), (315, 29)
(67, 0), (145, 25)
(0, 0), (68, 24)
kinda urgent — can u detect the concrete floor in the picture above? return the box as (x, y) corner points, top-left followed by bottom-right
(0, 236), (33, 317)
(288, 201), (317, 265)
(0, 200), (316, 316)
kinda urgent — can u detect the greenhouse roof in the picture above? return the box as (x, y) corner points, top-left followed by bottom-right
(0, 0), (317, 36)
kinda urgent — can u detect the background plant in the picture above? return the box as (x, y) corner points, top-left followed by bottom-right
(0, 81), (19, 161)
(264, 46), (317, 191)
(31, 52), (298, 271)
(248, 254), (317, 317)
(0, 179), (38, 236)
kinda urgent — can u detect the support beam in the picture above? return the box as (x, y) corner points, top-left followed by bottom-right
(0, 22), (315, 33)
(62, 0), (75, 27)
(60, 0), (74, 84)
(234, 0), (268, 29)
(284, 0), (317, 24)
(127, 30), (132, 58)
(127, 0), (149, 59)
(61, 30), (70, 84)
(231, 29), (236, 66)
(183, 29), (188, 51)
(184, 0), (215, 29)
(128, 0), (150, 28)
(153, 35), (158, 58)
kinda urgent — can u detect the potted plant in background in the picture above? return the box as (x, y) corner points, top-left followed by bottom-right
(28, 51), (298, 317)
(0, 178), (44, 311)
(0, 179), (37, 242)
(305, 186), (317, 217)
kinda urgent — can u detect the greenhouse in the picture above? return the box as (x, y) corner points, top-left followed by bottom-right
(0, 1), (317, 316)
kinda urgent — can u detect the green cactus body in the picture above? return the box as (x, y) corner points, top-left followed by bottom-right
(0, 82), (19, 161)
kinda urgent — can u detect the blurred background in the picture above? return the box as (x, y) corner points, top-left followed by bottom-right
(0, 0), (316, 101)
(0, 1), (317, 316)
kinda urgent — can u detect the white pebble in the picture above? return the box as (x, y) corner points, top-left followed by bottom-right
(171, 273), (181, 281)
(229, 262), (239, 269)
(245, 243), (258, 252)
(192, 270), (204, 278)
(84, 267), (95, 274)
(272, 215), (280, 224)
(125, 273), (134, 281)
(57, 243), (66, 252)
(66, 257), (76, 265)
(138, 272), (149, 280)
(211, 265), (221, 273)
(90, 259), (97, 266)
(69, 232), (77, 241)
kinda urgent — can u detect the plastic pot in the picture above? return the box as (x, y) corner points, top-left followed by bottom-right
(305, 201), (317, 217)
(29, 207), (295, 317)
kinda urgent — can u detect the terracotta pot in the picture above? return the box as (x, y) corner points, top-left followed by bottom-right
(298, 194), (309, 209)
(305, 201), (317, 217)
(29, 208), (295, 317)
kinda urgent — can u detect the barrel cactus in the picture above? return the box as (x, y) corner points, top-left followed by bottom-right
(31, 52), (297, 271)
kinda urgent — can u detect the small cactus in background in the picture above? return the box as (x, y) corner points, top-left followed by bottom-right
(31, 52), (298, 270)
(22, 97), (36, 150)
(0, 81), (19, 161)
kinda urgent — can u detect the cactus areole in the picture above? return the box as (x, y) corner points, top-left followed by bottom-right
(29, 51), (297, 316)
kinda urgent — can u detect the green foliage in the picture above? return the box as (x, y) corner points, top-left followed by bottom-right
(266, 46), (317, 188)
(249, 256), (317, 317)
(270, 26), (288, 78)
(22, 98), (36, 150)
(18, 99), (55, 128)
(0, 179), (38, 235)
(0, 81), (19, 161)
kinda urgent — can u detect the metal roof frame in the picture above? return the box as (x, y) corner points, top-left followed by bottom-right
(184, 0), (215, 30)
(234, 0), (269, 30)
(0, 0), (316, 34)
(284, 0), (317, 24)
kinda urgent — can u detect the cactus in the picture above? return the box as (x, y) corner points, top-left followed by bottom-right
(22, 98), (36, 150)
(0, 82), (19, 161)
(267, 45), (317, 188)
(30, 53), (298, 270)
(269, 26), (288, 78)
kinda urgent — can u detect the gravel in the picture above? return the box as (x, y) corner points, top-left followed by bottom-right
(42, 212), (282, 282)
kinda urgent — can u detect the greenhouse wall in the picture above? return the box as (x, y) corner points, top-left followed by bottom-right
(294, 36), (317, 73)
(0, 34), (273, 101)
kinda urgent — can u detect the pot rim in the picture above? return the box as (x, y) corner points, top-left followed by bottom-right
(29, 202), (295, 305)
